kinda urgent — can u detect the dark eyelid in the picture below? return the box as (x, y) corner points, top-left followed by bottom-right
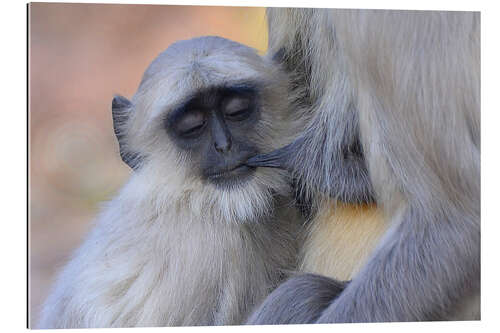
(223, 97), (254, 122)
(165, 82), (259, 129)
(221, 86), (257, 119)
(224, 97), (250, 115)
(179, 111), (205, 135)
(165, 107), (206, 138)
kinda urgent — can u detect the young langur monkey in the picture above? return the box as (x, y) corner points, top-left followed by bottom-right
(247, 9), (480, 323)
(37, 36), (301, 328)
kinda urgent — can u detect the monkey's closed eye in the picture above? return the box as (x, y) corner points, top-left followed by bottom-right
(175, 111), (206, 137)
(223, 97), (252, 121)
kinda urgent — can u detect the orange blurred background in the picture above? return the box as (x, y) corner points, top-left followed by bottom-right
(29, 3), (268, 326)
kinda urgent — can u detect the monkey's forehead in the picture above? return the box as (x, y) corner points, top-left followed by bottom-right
(135, 59), (273, 101)
(133, 46), (276, 105)
(129, 36), (282, 121)
(139, 36), (269, 87)
(155, 36), (256, 60)
(134, 74), (271, 122)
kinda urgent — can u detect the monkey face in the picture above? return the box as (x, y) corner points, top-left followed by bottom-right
(112, 37), (293, 221)
(164, 85), (261, 189)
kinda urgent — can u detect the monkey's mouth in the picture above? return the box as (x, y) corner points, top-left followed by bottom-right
(206, 164), (256, 187)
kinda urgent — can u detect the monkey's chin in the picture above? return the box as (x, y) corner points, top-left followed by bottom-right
(206, 165), (257, 190)
(200, 167), (290, 224)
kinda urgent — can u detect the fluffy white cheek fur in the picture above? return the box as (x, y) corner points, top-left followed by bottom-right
(130, 153), (291, 225)
(196, 167), (291, 224)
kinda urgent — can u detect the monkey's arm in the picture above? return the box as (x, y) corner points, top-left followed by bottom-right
(246, 274), (347, 325)
(246, 125), (374, 204)
(248, 204), (480, 323)
(247, 8), (480, 324)
(317, 204), (479, 322)
(247, 10), (375, 205)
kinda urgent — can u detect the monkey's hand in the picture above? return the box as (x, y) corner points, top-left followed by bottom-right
(246, 273), (347, 325)
(245, 139), (299, 170)
(246, 134), (375, 204)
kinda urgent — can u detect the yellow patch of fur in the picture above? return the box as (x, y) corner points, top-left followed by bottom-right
(299, 200), (388, 281)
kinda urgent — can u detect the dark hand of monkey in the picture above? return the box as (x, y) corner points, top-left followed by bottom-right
(245, 144), (293, 170)
(246, 273), (348, 325)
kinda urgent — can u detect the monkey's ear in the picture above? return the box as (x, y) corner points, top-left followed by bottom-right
(112, 95), (142, 170)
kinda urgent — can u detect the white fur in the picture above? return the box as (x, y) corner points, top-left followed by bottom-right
(38, 37), (300, 328)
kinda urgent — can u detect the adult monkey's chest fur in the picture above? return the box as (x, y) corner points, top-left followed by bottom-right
(299, 200), (387, 281)
(298, 200), (480, 320)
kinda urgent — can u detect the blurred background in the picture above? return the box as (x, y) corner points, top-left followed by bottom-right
(29, 3), (268, 327)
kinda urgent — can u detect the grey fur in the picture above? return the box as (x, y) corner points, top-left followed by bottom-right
(247, 8), (480, 323)
(246, 273), (346, 325)
(38, 36), (302, 328)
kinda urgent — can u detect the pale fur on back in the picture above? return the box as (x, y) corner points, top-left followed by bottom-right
(261, 9), (480, 321)
(37, 36), (301, 328)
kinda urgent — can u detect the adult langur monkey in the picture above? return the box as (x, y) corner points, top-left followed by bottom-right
(246, 9), (480, 323)
(37, 36), (303, 328)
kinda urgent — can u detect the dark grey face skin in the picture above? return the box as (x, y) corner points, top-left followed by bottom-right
(165, 85), (261, 188)
(112, 84), (262, 189)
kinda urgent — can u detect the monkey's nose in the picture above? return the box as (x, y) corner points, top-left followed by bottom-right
(211, 113), (232, 153)
(215, 138), (232, 153)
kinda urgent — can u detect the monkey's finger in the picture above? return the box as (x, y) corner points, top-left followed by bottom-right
(245, 145), (292, 169)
